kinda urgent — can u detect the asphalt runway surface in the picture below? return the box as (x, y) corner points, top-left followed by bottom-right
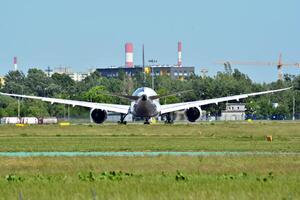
(0, 151), (299, 157)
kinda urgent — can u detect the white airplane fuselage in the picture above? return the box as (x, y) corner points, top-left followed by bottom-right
(130, 87), (161, 118)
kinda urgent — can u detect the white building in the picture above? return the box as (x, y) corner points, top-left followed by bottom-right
(0, 76), (4, 87)
(48, 67), (92, 82)
(68, 72), (89, 82)
(220, 103), (246, 121)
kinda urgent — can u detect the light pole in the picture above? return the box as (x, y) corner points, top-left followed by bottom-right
(44, 88), (48, 97)
(148, 59), (157, 90)
(17, 86), (24, 118)
(68, 105), (70, 121)
(17, 98), (20, 118)
(293, 95), (295, 120)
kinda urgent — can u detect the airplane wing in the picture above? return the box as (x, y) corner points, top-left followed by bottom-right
(0, 92), (130, 114)
(160, 87), (291, 114)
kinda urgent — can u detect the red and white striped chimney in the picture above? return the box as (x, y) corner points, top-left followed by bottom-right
(177, 41), (182, 67)
(13, 56), (18, 71)
(125, 43), (133, 68)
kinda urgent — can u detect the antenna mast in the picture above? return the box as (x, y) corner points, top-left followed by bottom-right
(142, 44), (146, 84)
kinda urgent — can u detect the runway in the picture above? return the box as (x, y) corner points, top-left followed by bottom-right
(0, 151), (299, 157)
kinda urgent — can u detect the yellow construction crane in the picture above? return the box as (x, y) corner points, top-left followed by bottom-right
(216, 54), (300, 80)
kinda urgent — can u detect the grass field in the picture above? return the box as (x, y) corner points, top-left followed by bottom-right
(0, 156), (299, 199)
(0, 121), (299, 199)
(0, 121), (299, 152)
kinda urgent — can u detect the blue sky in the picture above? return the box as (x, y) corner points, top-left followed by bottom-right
(0, 0), (299, 82)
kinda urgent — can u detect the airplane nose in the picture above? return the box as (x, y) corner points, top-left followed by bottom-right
(141, 94), (147, 101)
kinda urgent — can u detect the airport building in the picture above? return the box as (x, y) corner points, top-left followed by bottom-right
(220, 103), (246, 121)
(96, 65), (195, 80)
(46, 67), (91, 82)
(96, 41), (195, 80)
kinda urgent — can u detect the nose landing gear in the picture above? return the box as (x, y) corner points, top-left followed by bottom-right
(144, 118), (150, 125)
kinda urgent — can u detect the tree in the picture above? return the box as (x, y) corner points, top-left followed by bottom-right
(118, 70), (126, 81)
(271, 104), (289, 119)
(157, 88), (180, 104)
(255, 98), (273, 119)
(1, 67), (298, 119)
(51, 73), (75, 94)
(83, 86), (114, 103)
(2, 101), (18, 117)
(80, 71), (102, 90)
(133, 71), (145, 88)
(293, 75), (300, 90)
(25, 69), (50, 96)
(0, 96), (16, 117)
(23, 100), (49, 117)
(3, 70), (26, 94)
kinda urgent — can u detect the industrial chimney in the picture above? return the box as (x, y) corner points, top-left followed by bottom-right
(13, 57), (18, 71)
(178, 42), (182, 67)
(125, 43), (133, 68)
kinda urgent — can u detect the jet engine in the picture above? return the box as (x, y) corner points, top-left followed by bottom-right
(90, 109), (107, 124)
(185, 107), (202, 122)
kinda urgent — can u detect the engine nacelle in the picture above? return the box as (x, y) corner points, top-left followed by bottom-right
(90, 109), (107, 124)
(185, 107), (202, 122)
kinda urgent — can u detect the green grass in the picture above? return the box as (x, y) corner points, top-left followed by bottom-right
(0, 121), (299, 152)
(0, 121), (299, 199)
(0, 156), (299, 199)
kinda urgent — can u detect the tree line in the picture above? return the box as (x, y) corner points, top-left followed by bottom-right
(0, 68), (299, 119)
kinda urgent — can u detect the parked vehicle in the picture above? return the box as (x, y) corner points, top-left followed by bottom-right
(0, 117), (20, 124)
(39, 117), (58, 124)
(21, 117), (38, 124)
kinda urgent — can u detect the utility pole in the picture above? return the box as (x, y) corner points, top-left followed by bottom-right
(152, 67), (154, 90)
(68, 105), (70, 121)
(142, 44), (146, 84)
(17, 87), (24, 118)
(64, 105), (66, 120)
(17, 98), (20, 118)
(293, 95), (295, 120)
(45, 66), (53, 77)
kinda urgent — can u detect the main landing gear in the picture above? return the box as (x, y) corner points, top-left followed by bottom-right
(164, 113), (174, 124)
(118, 114), (127, 125)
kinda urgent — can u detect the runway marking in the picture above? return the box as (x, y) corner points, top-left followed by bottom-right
(0, 151), (299, 157)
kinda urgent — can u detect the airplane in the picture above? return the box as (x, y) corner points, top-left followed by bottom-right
(0, 86), (291, 124)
